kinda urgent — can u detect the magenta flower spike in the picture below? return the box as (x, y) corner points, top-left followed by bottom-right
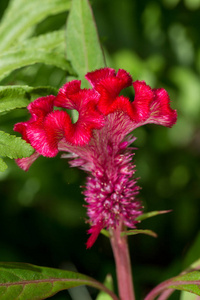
(14, 68), (177, 248)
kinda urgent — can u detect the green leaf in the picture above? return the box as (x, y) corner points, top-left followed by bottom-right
(0, 131), (34, 159)
(0, 50), (75, 82)
(121, 229), (157, 238)
(145, 266), (200, 300)
(0, 0), (71, 52)
(187, 259), (200, 271)
(0, 85), (58, 113)
(100, 229), (110, 238)
(0, 158), (7, 172)
(0, 262), (119, 300)
(183, 232), (200, 270)
(169, 270), (200, 295)
(180, 291), (198, 300)
(13, 30), (66, 53)
(96, 274), (114, 300)
(136, 210), (172, 222)
(180, 260), (200, 299)
(66, 0), (106, 87)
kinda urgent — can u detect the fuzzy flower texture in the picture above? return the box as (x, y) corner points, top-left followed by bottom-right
(14, 68), (177, 248)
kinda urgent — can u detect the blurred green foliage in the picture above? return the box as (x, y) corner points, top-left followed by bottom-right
(0, 0), (200, 299)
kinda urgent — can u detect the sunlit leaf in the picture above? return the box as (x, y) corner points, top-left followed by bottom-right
(66, 0), (106, 87)
(0, 131), (34, 159)
(0, 262), (119, 300)
(14, 30), (66, 53)
(96, 274), (114, 300)
(0, 85), (58, 113)
(0, 157), (7, 172)
(0, 50), (75, 82)
(180, 291), (198, 300)
(0, 0), (71, 52)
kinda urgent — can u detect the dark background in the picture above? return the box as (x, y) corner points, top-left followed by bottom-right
(0, 0), (200, 299)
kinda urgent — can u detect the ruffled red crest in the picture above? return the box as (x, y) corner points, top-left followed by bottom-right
(85, 69), (177, 128)
(14, 68), (176, 178)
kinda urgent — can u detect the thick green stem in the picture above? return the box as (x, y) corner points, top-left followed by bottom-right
(110, 223), (135, 300)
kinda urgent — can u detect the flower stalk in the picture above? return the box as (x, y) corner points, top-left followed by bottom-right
(110, 223), (135, 300)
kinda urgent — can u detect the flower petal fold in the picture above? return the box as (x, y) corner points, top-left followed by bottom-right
(131, 80), (154, 122)
(14, 122), (30, 143)
(95, 68), (132, 98)
(86, 68), (133, 116)
(15, 152), (40, 171)
(55, 86), (104, 146)
(85, 67), (116, 87)
(28, 95), (55, 119)
(54, 80), (81, 109)
(130, 81), (177, 127)
(148, 88), (177, 127)
(14, 95), (72, 158)
(27, 110), (72, 157)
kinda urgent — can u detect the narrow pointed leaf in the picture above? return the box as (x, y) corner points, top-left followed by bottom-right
(136, 210), (172, 222)
(0, 131), (34, 159)
(0, 85), (58, 113)
(170, 271), (200, 296)
(183, 233), (200, 270)
(0, 158), (7, 172)
(0, 50), (75, 82)
(0, 0), (71, 52)
(66, 0), (106, 87)
(145, 268), (200, 300)
(0, 262), (119, 300)
(121, 229), (157, 238)
(100, 229), (110, 238)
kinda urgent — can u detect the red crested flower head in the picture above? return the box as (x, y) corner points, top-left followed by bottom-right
(14, 68), (177, 247)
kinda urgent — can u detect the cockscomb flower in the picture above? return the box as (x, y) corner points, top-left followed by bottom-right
(14, 68), (177, 248)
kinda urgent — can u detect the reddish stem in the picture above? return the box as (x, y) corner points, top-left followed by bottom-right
(110, 223), (135, 300)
